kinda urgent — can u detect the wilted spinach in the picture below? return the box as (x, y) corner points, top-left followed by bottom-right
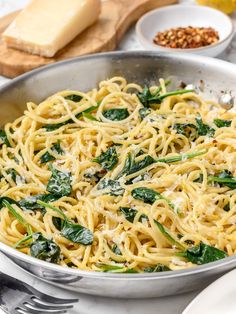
(0, 196), (18, 210)
(131, 187), (179, 213)
(6, 168), (19, 183)
(128, 155), (155, 176)
(214, 119), (231, 128)
(139, 107), (152, 120)
(111, 244), (122, 255)
(82, 112), (98, 121)
(119, 207), (138, 223)
(3, 200), (32, 235)
(44, 103), (100, 131)
(208, 170), (236, 189)
(196, 116), (215, 137)
(116, 150), (206, 180)
(0, 130), (11, 147)
(64, 94), (83, 102)
(30, 232), (61, 263)
(119, 206), (148, 223)
(174, 123), (197, 138)
(97, 178), (124, 196)
(144, 264), (171, 272)
(115, 153), (155, 180)
(154, 220), (185, 250)
(19, 194), (59, 214)
(93, 147), (118, 171)
(46, 167), (72, 197)
(183, 242), (227, 265)
(40, 141), (64, 164)
(138, 84), (193, 108)
(193, 173), (203, 183)
(39, 201), (94, 245)
(102, 108), (129, 121)
(95, 263), (138, 273)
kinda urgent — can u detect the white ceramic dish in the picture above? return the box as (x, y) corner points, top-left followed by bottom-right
(183, 268), (236, 314)
(136, 4), (235, 57)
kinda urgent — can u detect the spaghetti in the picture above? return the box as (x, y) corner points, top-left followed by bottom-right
(0, 76), (235, 273)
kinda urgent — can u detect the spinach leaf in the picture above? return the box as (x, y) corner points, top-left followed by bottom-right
(138, 85), (193, 108)
(47, 167), (72, 197)
(95, 263), (138, 273)
(1, 201), (60, 263)
(139, 107), (152, 120)
(119, 207), (138, 223)
(52, 217), (63, 230)
(84, 170), (105, 183)
(138, 86), (160, 107)
(0, 197), (18, 210)
(38, 201), (94, 245)
(131, 187), (159, 204)
(193, 174), (203, 183)
(6, 168), (20, 183)
(44, 103), (100, 131)
(61, 220), (93, 245)
(144, 264), (171, 272)
(128, 155), (155, 176)
(82, 112), (98, 121)
(111, 244), (122, 255)
(103, 108), (129, 121)
(119, 206), (148, 223)
(177, 234), (194, 245)
(208, 170), (236, 189)
(30, 232), (60, 263)
(0, 130), (11, 147)
(184, 242), (227, 265)
(116, 150), (206, 180)
(174, 123), (197, 138)
(93, 147), (118, 171)
(131, 187), (179, 213)
(3, 200), (32, 235)
(97, 178), (124, 196)
(19, 194), (59, 214)
(214, 119), (231, 128)
(115, 153), (155, 179)
(196, 116), (215, 137)
(40, 141), (64, 164)
(157, 149), (206, 164)
(154, 220), (185, 250)
(116, 152), (134, 179)
(64, 94), (83, 102)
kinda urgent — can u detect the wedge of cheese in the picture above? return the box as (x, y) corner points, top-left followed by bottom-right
(2, 0), (101, 57)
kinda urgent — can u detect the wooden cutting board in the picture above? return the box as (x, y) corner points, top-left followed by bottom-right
(0, 0), (177, 78)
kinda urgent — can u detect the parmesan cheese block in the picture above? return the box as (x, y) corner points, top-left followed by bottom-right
(2, 0), (101, 57)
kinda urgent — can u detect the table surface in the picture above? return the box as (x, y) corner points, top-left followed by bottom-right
(0, 1), (235, 314)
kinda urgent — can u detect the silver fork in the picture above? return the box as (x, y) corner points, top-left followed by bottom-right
(0, 271), (78, 314)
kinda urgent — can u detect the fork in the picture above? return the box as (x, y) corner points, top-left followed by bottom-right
(0, 271), (78, 314)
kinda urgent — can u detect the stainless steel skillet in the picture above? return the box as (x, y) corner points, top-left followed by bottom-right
(0, 51), (235, 298)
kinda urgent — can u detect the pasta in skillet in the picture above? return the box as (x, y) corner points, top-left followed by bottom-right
(0, 76), (235, 273)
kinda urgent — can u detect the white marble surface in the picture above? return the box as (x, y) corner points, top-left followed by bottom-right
(0, 1), (235, 314)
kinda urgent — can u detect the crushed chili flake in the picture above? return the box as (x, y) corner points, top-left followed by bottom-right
(153, 26), (219, 49)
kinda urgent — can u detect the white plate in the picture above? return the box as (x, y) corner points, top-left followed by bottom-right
(136, 4), (235, 57)
(183, 269), (236, 314)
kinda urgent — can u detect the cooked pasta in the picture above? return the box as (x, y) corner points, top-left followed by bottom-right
(0, 76), (235, 273)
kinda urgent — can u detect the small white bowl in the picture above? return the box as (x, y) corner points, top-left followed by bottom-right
(136, 4), (235, 57)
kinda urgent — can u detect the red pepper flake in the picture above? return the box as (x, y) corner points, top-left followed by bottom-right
(153, 26), (219, 49)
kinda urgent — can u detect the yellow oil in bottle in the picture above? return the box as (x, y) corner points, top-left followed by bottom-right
(196, 0), (236, 14)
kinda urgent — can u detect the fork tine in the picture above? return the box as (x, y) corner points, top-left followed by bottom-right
(27, 300), (73, 310)
(17, 305), (67, 314)
(33, 294), (79, 305)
